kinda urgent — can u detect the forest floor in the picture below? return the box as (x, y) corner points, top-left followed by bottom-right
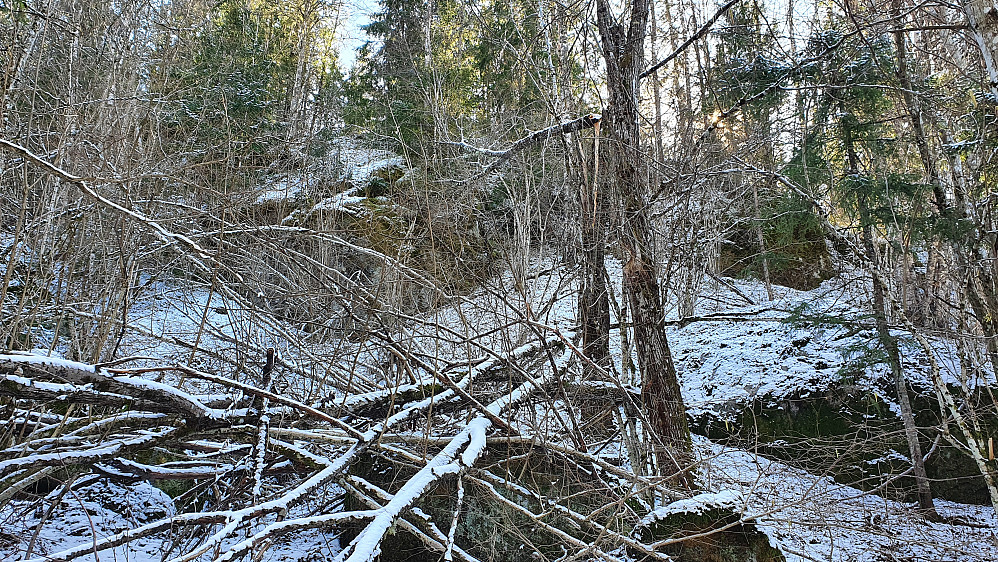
(2, 255), (996, 561)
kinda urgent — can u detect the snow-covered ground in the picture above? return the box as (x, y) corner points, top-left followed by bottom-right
(7, 437), (995, 561)
(3, 245), (995, 561)
(700, 436), (997, 562)
(668, 274), (897, 423)
(254, 137), (409, 223)
(1, 478), (344, 561)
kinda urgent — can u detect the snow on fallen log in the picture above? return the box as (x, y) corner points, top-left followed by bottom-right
(335, 344), (573, 562)
(343, 475), (483, 562)
(333, 427), (471, 562)
(0, 466), (58, 505)
(191, 344), (563, 562)
(638, 490), (745, 526)
(0, 350), (96, 372)
(95, 458), (236, 480)
(0, 372), (196, 422)
(214, 511), (377, 562)
(0, 353), (232, 421)
(8, 334), (566, 562)
(21, 510), (244, 562)
(0, 427), (179, 478)
(190, 388), (468, 562)
(172, 385), (469, 562)
(24, 373), (467, 562)
(64, 411), (168, 436)
(138, 363), (368, 439)
(160, 446), (365, 562)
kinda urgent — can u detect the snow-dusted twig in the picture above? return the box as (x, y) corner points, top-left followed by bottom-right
(0, 138), (213, 260)
(640, 0), (741, 79)
(95, 458), (236, 480)
(0, 466), (57, 507)
(10, 352), (462, 562)
(0, 354), (233, 422)
(443, 474), (464, 562)
(211, 511), (375, 562)
(454, 114), (601, 177)
(112, 363), (367, 440)
(341, 475), (483, 562)
(251, 348), (276, 501)
(185, 385), (470, 562)
(21, 510), (253, 562)
(467, 473), (632, 562)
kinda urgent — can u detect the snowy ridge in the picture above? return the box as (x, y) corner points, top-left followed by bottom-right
(698, 436), (997, 562)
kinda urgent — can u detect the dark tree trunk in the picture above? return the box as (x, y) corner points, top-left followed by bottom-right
(844, 123), (938, 518)
(579, 140), (611, 381)
(595, 0), (691, 481)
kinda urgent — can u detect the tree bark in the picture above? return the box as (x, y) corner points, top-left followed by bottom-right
(894, 4), (998, 383)
(579, 134), (612, 381)
(961, 0), (998, 97)
(752, 175), (774, 301)
(891, 4), (947, 214)
(844, 122), (938, 518)
(595, 0), (691, 481)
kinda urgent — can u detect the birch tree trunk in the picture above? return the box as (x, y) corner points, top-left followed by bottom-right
(933, 2), (998, 384)
(962, 0), (998, 95)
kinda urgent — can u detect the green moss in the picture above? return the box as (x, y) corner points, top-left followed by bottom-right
(693, 383), (996, 505)
(152, 478), (197, 499)
(635, 507), (784, 562)
(717, 193), (835, 291)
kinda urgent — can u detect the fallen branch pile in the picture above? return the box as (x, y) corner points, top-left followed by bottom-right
(0, 333), (686, 562)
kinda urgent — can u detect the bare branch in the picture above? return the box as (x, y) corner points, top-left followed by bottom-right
(457, 114), (601, 176)
(640, 0), (742, 79)
(0, 138), (213, 260)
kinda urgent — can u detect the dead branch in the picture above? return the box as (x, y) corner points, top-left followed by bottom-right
(0, 426), (179, 479)
(333, 345), (574, 562)
(342, 475), (483, 562)
(0, 355), (238, 424)
(640, 0), (742, 79)
(452, 114), (601, 176)
(0, 138), (213, 260)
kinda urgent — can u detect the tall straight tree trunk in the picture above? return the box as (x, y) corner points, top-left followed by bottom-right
(595, 0), (691, 482)
(649, 0), (665, 171)
(891, 4), (946, 214)
(844, 123), (938, 518)
(579, 142), (611, 381)
(962, 0), (998, 96)
(752, 177), (774, 301)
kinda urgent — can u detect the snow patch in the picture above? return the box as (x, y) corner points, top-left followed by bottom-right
(639, 490), (745, 525)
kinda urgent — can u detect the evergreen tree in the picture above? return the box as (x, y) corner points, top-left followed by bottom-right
(154, 0), (328, 169)
(708, 2), (789, 295)
(345, 0), (431, 150)
(795, 17), (939, 516)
